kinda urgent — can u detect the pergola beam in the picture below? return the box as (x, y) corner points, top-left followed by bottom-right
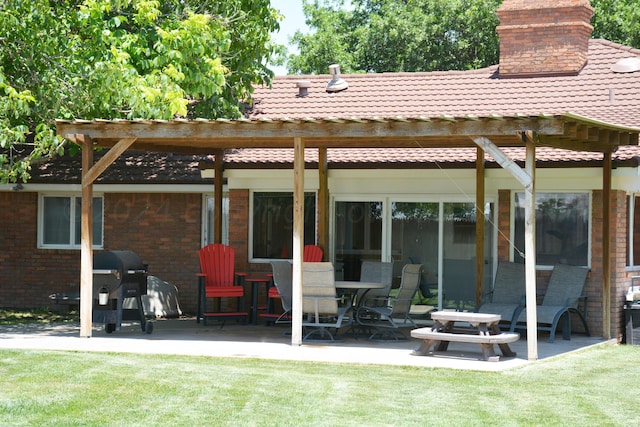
(81, 138), (136, 187)
(58, 117), (567, 143)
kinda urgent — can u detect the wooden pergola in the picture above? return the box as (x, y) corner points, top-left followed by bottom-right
(56, 113), (640, 361)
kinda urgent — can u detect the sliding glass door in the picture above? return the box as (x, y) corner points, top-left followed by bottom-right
(390, 202), (439, 298)
(333, 197), (494, 310)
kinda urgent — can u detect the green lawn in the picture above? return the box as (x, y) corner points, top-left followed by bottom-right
(1, 344), (639, 426)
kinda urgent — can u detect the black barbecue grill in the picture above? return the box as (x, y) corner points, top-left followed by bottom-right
(92, 250), (153, 334)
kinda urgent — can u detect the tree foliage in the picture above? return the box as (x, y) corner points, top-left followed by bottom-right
(288, 0), (501, 74)
(288, 0), (640, 75)
(591, 0), (640, 48)
(0, 0), (281, 183)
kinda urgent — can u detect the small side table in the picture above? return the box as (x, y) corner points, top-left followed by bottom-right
(245, 277), (271, 325)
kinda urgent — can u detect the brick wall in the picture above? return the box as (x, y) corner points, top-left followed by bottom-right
(497, 190), (511, 261)
(591, 190), (630, 340)
(102, 192), (203, 314)
(0, 192), (204, 314)
(0, 192), (80, 308)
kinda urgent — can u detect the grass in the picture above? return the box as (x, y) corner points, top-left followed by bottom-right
(1, 344), (640, 426)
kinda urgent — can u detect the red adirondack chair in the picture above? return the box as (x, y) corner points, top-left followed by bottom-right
(197, 243), (247, 325)
(304, 245), (323, 262)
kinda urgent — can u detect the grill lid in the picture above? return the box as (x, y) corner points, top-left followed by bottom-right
(93, 250), (146, 278)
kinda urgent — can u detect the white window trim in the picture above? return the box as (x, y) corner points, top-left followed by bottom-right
(37, 193), (104, 250)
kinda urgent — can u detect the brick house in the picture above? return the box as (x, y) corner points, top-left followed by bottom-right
(2, 0), (640, 350)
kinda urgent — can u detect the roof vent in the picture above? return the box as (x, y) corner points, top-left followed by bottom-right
(326, 64), (348, 93)
(296, 80), (311, 97)
(611, 57), (640, 73)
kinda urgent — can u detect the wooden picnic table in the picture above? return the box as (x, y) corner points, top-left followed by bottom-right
(411, 311), (519, 361)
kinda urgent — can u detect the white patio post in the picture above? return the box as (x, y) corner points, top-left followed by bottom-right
(80, 135), (94, 338)
(524, 136), (538, 360)
(291, 136), (305, 345)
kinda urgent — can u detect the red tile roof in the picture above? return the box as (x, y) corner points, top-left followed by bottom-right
(223, 146), (636, 169)
(38, 39), (640, 182)
(248, 39), (640, 129)
(31, 145), (640, 184)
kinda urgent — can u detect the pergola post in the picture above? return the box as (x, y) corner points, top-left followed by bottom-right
(80, 135), (94, 338)
(472, 134), (537, 360)
(476, 146), (485, 305)
(75, 136), (137, 338)
(317, 147), (329, 257)
(524, 135), (538, 361)
(602, 151), (612, 339)
(291, 137), (305, 345)
(214, 149), (224, 244)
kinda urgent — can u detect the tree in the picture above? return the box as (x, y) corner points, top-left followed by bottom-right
(591, 0), (640, 48)
(288, 0), (501, 74)
(0, 0), (281, 183)
(288, 0), (640, 75)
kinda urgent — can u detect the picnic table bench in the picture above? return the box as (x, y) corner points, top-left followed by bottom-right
(411, 311), (519, 362)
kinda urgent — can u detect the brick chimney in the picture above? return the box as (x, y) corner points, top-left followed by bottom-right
(497, 0), (594, 78)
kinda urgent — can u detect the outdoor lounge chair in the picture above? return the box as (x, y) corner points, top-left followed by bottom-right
(261, 261), (293, 325)
(355, 263), (423, 341)
(268, 245), (323, 302)
(197, 243), (247, 325)
(510, 264), (590, 343)
(476, 261), (526, 329)
(302, 262), (349, 342)
(356, 261), (394, 306)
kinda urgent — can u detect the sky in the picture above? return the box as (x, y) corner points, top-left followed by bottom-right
(270, 0), (310, 75)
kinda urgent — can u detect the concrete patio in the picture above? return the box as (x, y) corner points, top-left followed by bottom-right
(0, 317), (612, 372)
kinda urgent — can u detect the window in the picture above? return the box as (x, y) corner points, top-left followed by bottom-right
(39, 195), (103, 249)
(334, 200), (383, 280)
(251, 192), (316, 260)
(628, 194), (640, 267)
(514, 192), (589, 266)
(203, 193), (229, 246)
